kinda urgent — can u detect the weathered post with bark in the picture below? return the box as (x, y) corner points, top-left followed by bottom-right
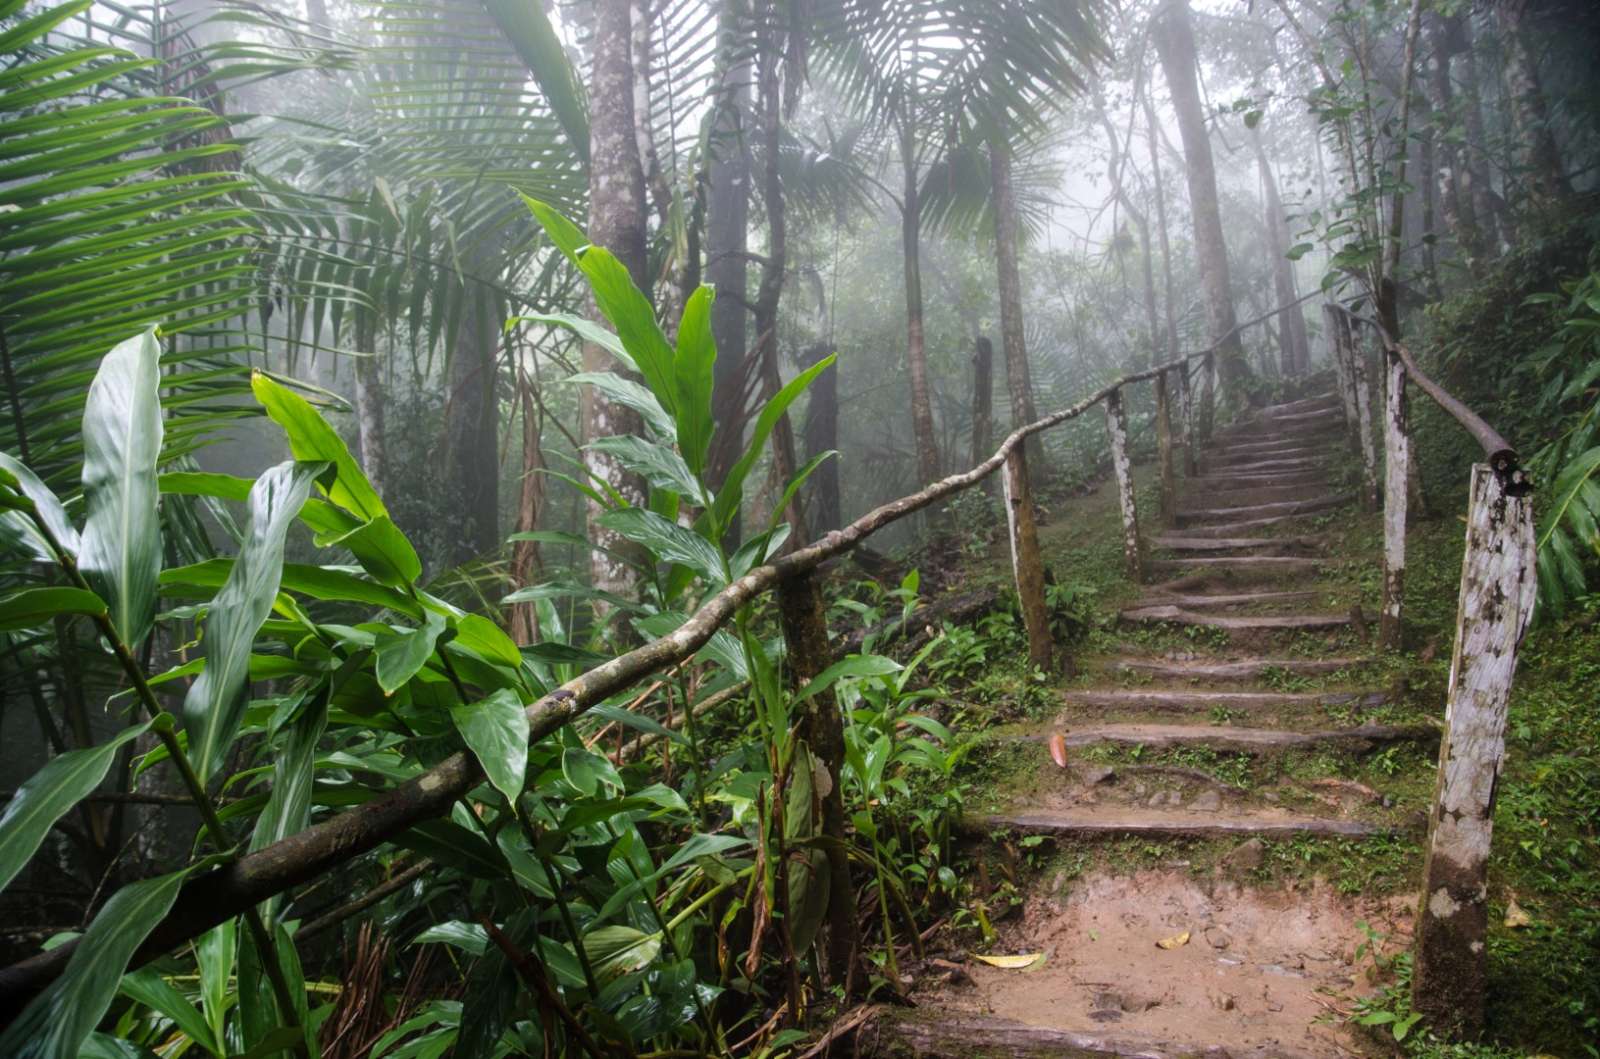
(775, 570), (860, 989)
(1348, 325), (1379, 511)
(1199, 351), (1216, 442)
(1104, 387), (1143, 580)
(1412, 461), (1536, 1036)
(1155, 369), (1178, 524)
(1379, 347), (1410, 650)
(1001, 448), (1054, 672)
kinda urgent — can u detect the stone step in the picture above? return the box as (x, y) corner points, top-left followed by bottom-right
(1132, 588), (1320, 608)
(1109, 655), (1369, 681)
(1183, 473), (1329, 494)
(1119, 605), (1350, 630)
(867, 1013), (1330, 1059)
(1213, 432), (1342, 456)
(1203, 456), (1323, 475)
(1054, 721), (1434, 753)
(972, 808), (1386, 839)
(1177, 513), (1310, 536)
(1062, 688), (1380, 711)
(1209, 444), (1326, 465)
(1179, 493), (1353, 525)
(1150, 534), (1319, 553)
(1260, 393), (1342, 416)
(1146, 555), (1321, 575)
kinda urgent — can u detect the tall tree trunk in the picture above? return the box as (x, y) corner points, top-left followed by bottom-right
(353, 346), (386, 500)
(970, 334), (993, 472)
(1250, 127), (1309, 376)
(583, 0), (650, 604)
(800, 341), (840, 533)
(1092, 88), (1160, 367)
(442, 276), (501, 563)
(988, 137), (1041, 474)
(900, 122), (941, 486)
(1153, 0), (1248, 408)
(1425, 14), (1483, 266)
(1493, 0), (1569, 207)
(1456, 16), (1504, 250)
(706, 0), (753, 543)
(509, 371), (546, 645)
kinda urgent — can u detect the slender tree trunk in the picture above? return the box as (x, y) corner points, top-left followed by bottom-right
(1250, 127), (1309, 376)
(989, 137), (1041, 475)
(1494, 0), (1569, 207)
(1456, 16), (1504, 249)
(509, 372), (546, 645)
(583, 0), (650, 602)
(1153, 0), (1249, 405)
(800, 341), (840, 533)
(900, 124), (941, 487)
(442, 276), (501, 563)
(1426, 15), (1482, 267)
(970, 335), (993, 474)
(353, 349), (386, 500)
(706, 0), (752, 542)
(1093, 90), (1159, 364)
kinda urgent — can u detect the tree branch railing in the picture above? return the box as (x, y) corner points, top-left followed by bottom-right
(1324, 300), (1536, 1037)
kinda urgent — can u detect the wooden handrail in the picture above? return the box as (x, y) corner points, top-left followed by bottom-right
(1325, 303), (1527, 494)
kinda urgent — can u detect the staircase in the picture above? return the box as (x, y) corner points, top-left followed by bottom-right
(868, 393), (1432, 1059)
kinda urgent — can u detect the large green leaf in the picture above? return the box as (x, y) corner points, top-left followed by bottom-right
(482, 0), (590, 166)
(118, 968), (218, 1056)
(0, 720), (152, 894)
(375, 611), (448, 694)
(183, 461), (323, 784)
(449, 689), (529, 806)
(566, 372), (674, 439)
(710, 354), (837, 536)
(673, 285), (717, 476)
(251, 372), (386, 523)
(0, 867), (189, 1059)
(597, 507), (725, 583)
(78, 328), (163, 649)
(586, 435), (704, 501)
(0, 451), (78, 562)
(0, 586), (106, 632)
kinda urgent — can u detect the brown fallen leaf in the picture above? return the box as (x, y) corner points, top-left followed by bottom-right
(972, 952), (1048, 970)
(1156, 930), (1191, 950)
(1504, 897), (1532, 929)
(1048, 732), (1069, 769)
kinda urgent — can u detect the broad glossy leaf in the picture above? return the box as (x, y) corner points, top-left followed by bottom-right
(586, 434), (704, 502)
(711, 354), (836, 537)
(582, 925), (661, 981)
(560, 746), (622, 798)
(79, 329), (163, 649)
(0, 867), (189, 1058)
(183, 461), (322, 784)
(566, 371), (673, 439)
(449, 689), (529, 806)
(796, 654), (902, 701)
(117, 969), (217, 1056)
(0, 452), (78, 562)
(251, 372), (386, 522)
(195, 921), (235, 1053)
(0, 720), (151, 894)
(673, 285), (717, 475)
(0, 586), (106, 632)
(410, 921), (488, 957)
(597, 507), (724, 582)
(376, 612), (447, 694)
(327, 513), (422, 588)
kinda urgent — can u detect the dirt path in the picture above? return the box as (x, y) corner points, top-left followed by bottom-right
(868, 393), (1425, 1058)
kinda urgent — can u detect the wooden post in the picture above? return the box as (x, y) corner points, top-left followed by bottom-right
(1001, 447), (1054, 672)
(1104, 387), (1143, 581)
(775, 570), (860, 989)
(1348, 326), (1380, 511)
(1155, 369), (1177, 524)
(1325, 305), (1360, 454)
(1411, 462), (1536, 1037)
(1198, 351), (1216, 442)
(1379, 347), (1409, 650)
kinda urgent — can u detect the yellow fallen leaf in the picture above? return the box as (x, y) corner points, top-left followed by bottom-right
(972, 952), (1046, 970)
(1156, 930), (1191, 950)
(1504, 898), (1532, 929)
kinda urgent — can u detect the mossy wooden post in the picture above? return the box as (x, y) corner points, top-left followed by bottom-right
(1325, 305), (1360, 454)
(1412, 461), (1536, 1036)
(1155, 369), (1177, 524)
(1348, 325), (1380, 511)
(1104, 387), (1143, 580)
(1379, 347), (1410, 650)
(1001, 447), (1054, 672)
(775, 570), (859, 989)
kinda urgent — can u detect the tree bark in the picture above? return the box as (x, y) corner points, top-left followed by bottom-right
(1493, 0), (1570, 207)
(1379, 349), (1408, 651)
(442, 277), (501, 563)
(989, 137), (1041, 475)
(1155, 371), (1177, 525)
(509, 372), (546, 645)
(1001, 449), (1052, 672)
(970, 335), (994, 480)
(1104, 387), (1142, 581)
(900, 121), (940, 487)
(706, 0), (753, 542)
(1411, 462), (1536, 1037)
(1455, 16), (1504, 249)
(353, 351), (386, 502)
(1249, 127), (1309, 377)
(800, 341), (840, 533)
(1152, 0), (1249, 404)
(583, 0), (651, 604)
